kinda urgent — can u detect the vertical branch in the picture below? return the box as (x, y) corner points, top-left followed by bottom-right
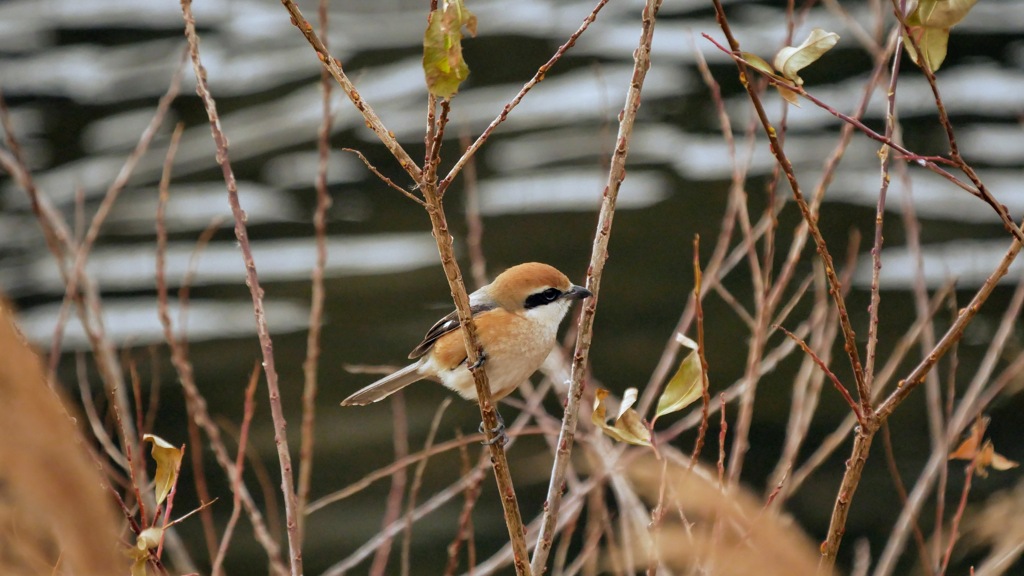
(863, 24), (904, 390)
(530, 1), (663, 573)
(296, 0), (333, 544)
(180, 2), (302, 574)
(689, 235), (711, 467)
(418, 177), (532, 575)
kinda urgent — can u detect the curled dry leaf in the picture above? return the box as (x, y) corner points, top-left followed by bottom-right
(143, 433), (183, 506)
(948, 417), (1019, 478)
(127, 527), (163, 576)
(592, 388), (652, 447)
(422, 0), (477, 99)
(773, 28), (840, 86)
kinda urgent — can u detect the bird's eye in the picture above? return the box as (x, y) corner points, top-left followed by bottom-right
(525, 288), (563, 309)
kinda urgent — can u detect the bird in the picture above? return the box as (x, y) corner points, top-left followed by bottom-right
(341, 262), (592, 407)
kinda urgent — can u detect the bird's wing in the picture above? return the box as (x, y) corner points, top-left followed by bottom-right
(408, 303), (495, 359)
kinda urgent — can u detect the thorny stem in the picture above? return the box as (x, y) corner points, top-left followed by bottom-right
(180, 2), (302, 574)
(530, 1), (663, 573)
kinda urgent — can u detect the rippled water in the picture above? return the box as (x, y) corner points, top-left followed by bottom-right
(2, 0), (1023, 573)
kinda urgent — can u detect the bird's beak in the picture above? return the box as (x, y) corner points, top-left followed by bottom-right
(565, 285), (593, 300)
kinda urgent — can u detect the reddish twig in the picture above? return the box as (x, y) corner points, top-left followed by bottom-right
(401, 398), (451, 575)
(211, 365), (261, 576)
(279, 0), (422, 184)
(531, 1), (663, 573)
(443, 431), (485, 576)
(940, 459), (977, 575)
(689, 235), (711, 467)
(296, 0), (333, 544)
(460, 129), (488, 290)
(776, 325), (863, 425)
(438, 0), (612, 196)
(180, 2), (295, 572)
(369, 394), (410, 576)
(343, 147), (426, 205)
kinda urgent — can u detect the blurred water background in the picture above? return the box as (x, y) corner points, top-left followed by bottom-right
(2, 0), (1023, 573)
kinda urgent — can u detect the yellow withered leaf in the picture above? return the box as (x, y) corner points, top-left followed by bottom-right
(143, 434), (183, 506)
(592, 388), (652, 447)
(902, 25), (950, 72)
(127, 527), (162, 576)
(773, 28), (840, 86)
(902, 0), (978, 71)
(422, 0), (477, 99)
(739, 51), (776, 77)
(655, 347), (704, 419)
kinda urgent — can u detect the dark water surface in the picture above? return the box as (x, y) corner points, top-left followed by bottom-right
(2, 0), (1023, 574)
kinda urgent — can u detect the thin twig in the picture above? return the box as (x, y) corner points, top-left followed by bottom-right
(443, 430), (485, 576)
(401, 398), (451, 575)
(211, 366), (262, 576)
(279, 0), (423, 183)
(343, 147), (426, 205)
(776, 326), (863, 425)
(369, 393), (410, 576)
(179, 3), (295, 572)
(296, 0), (333, 544)
(439, 0), (612, 196)
(689, 235), (711, 467)
(531, 2), (663, 573)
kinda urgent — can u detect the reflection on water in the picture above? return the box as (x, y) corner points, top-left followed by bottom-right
(17, 298), (310, 350)
(1, 233), (438, 296)
(855, 239), (1024, 289)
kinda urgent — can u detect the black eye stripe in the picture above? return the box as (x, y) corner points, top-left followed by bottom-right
(524, 288), (563, 309)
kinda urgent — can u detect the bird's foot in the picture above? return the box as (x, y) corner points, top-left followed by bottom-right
(468, 350), (488, 371)
(479, 410), (508, 447)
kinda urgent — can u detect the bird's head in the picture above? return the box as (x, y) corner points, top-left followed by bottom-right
(484, 262), (592, 317)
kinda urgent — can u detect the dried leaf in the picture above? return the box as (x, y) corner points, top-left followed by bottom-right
(127, 527), (162, 576)
(422, 0), (477, 99)
(144, 434), (183, 505)
(592, 388), (652, 447)
(773, 28), (840, 86)
(948, 417), (1018, 477)
(775, 85), (802, 106)
(913, 0), (979, 28)
(655, 348), (704, 419)
(949, 416), (987, 461)
(901, 25), (950, 71)
(739, 51), (776, 77)
(975, 441), (1020, 478)
(987, 446), (1020, 472)
(902, 0), (976, 71)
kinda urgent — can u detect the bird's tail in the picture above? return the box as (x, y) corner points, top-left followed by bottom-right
(341, 363), (424, 406)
